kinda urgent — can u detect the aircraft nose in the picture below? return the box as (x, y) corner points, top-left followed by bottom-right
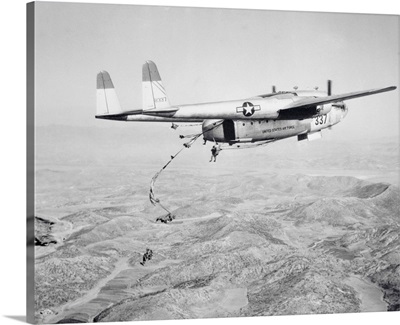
(334, 102), (348, 120)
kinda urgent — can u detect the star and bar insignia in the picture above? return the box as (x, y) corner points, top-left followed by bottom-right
(236, 102), (261, 117)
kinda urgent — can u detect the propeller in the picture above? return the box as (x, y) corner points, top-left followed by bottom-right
(327, 80), (332, 96)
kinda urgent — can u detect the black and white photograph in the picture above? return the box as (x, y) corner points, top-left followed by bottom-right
(21, 1), (400, 324)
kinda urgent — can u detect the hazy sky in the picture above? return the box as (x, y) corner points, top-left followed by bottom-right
(34, 2), (399, 140)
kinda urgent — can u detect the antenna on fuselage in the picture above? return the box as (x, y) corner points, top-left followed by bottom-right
(327, 80), (332, 96)
(272, 85), (276, 93)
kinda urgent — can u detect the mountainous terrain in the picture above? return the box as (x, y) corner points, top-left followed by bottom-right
(34, 169), (399, 323)
(33, 126), (399, 323)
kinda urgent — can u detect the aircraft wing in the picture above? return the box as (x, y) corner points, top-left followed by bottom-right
(281, 86), (396, 111)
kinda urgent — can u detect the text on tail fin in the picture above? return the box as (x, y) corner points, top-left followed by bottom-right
(142, 60), (171, 111)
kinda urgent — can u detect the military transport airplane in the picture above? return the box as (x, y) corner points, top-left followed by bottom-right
(95, 61), (396, 146)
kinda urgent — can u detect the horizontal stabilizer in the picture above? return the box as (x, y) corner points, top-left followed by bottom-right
(141, 107), (179, 117)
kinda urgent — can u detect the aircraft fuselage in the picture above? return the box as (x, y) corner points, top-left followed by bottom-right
(202, 103), (347, 144)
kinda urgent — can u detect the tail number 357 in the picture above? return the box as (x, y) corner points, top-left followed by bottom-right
(315, 115), (327, 125)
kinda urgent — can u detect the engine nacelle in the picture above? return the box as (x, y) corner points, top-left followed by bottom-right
(278, 103), (332, 119)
